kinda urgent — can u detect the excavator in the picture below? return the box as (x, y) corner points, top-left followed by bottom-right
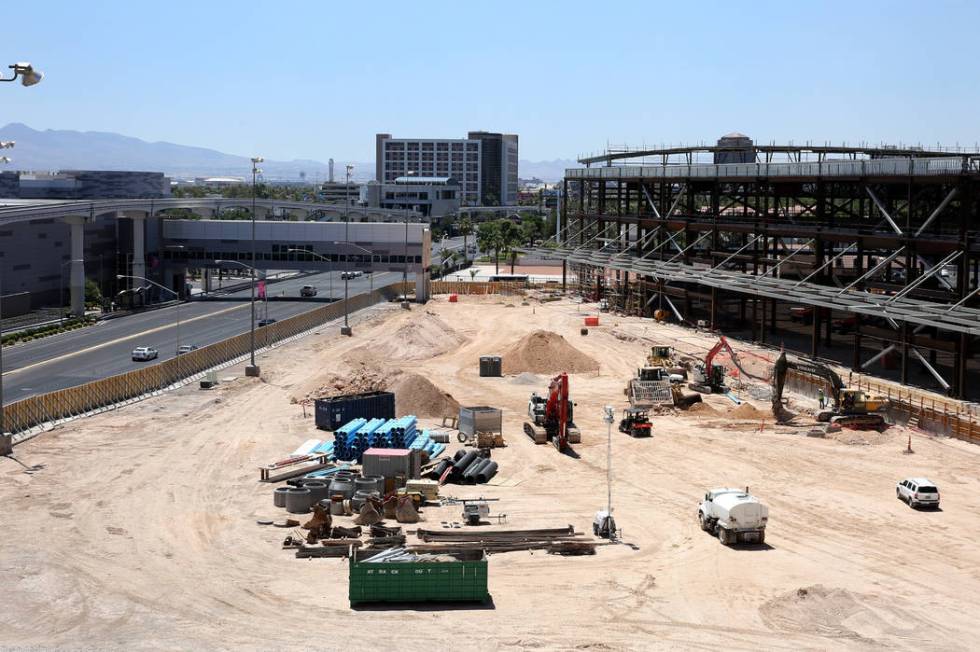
(690, 336), (766, 394)
(771, 351), (887, 430)
(525, 372), (582, 453)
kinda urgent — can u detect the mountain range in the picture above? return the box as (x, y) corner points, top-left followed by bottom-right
(0, 123), (577, 182)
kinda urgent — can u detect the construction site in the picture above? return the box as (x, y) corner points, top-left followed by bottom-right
(4, 281), (980, 650)
(547, 135), (980, 404)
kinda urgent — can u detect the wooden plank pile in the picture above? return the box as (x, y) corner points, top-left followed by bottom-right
(410, 526), (595, 555)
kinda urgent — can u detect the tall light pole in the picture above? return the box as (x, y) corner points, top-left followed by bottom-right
(341, 164), (354, 336)
(117, 275), (182, 378)
(247, 157), (263, 377)
(216, 259), (259, 375)
(2, 62), (43, 445)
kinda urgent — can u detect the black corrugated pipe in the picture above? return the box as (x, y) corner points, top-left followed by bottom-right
(429, 458), (452, 479)
(463, 457), (491, 483)
(476, 461), (498, 483)
(452, 450), (479, 476)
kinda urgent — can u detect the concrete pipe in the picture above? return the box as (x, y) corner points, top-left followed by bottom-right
(328, 478), (356, 499)
(304, 481), (330, 503)
(285, 487), (313, 514)
(273, 486), (291, 508)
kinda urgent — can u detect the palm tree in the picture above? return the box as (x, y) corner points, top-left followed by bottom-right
(459, 216), (474, 262)
(477, 222), (504, 274)
(496, 219), (524, 275)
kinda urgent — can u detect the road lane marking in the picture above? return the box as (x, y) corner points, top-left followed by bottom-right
(2, 303), (250, 377)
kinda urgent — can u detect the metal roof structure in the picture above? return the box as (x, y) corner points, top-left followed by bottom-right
(522, 244), (980, 337)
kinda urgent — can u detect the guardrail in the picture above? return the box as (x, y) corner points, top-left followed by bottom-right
(5, 282), (404, 438)
(786, 367), (980, 446)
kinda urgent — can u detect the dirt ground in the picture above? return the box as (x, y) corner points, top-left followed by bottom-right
(4, 295), (980, 651)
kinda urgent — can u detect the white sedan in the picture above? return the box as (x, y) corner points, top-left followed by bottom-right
(132, 346), (159, 362)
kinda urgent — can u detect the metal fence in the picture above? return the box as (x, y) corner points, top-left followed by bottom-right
(5, 283), (404, 437)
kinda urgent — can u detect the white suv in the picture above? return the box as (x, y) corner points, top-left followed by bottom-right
(897, 477), (940, 509)
(131, 346), (158, 362)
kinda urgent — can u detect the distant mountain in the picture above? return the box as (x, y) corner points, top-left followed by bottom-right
(0, 123), (368, 181)
(0, 123), (578, 182)
(518, 159), (581, 182)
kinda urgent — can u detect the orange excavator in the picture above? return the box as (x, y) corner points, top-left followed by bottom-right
(690, 336), (766, 393)
(525, 372), (582, 453)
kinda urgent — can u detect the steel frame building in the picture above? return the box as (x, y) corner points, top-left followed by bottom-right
(527, 143), (980, 400)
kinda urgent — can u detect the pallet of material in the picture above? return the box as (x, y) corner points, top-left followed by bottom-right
(416, 526), (576, 543)
(259, 454), (331, 482)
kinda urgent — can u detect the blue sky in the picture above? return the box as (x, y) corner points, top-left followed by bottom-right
(4, 0), (979, 162)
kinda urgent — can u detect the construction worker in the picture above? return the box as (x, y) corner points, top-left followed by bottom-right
(817, 388), (826, 410)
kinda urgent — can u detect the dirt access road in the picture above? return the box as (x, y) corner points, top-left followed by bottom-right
(3, 295), (980, 651)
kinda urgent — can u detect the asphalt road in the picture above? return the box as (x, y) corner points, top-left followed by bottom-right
(1, 270), (402, 404)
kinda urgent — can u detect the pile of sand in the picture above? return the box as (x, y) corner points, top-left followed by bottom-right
(510, 372), (543, 386)
(293, 367), (387, 403)
(729, 403), (769, 420)
(759, 585), (919, 640)
(501, 330), (599, 375)
(683, 402), (720, 417)
(357, 312), (466, 361)
(390, 372), (461, 418)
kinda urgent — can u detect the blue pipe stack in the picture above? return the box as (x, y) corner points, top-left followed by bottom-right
(332, 415), (446, 463)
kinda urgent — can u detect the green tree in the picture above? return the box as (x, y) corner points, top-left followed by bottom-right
(458, 216), (474, 261)
(520, 214), (546, 247)
(84, 279), (102, 306)
(476, 221), (504, 274)
(496, 219), (524, 275)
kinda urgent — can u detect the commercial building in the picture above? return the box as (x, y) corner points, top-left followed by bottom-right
(0, 170), (170, 199)
(525, 135), (980, 400)
(360, 176), (460, 217)
(375, 131), (518, 207)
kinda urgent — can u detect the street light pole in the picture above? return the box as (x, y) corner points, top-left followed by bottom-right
(216, 259), (259, 376)
(1, 61), (43, 447)
(247, 157), (264, 376)
(117, 274), (182, 380)
(342, 164), (354, 336)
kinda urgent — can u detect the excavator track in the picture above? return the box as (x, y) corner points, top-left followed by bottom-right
(524, 422), (547, 445)
(830, 414), (886, 430)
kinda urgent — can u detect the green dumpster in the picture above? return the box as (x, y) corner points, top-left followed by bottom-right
(349, 549), (489, 605)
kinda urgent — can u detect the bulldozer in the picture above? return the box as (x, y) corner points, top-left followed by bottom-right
(647, 345), (675, 367)
(771, 351), (887, 430)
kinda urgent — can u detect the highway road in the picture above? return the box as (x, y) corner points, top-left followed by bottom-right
(1, 270), (402, 404)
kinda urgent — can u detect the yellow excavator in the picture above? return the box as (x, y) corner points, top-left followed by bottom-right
(771, 352), (887, 430)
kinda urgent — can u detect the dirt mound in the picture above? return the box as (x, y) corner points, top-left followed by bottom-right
(729, 403), (768, 420)
(390, 372), (460, 418)
(682, 402), (720, 417)
(359, 312), (467, 361)
(501, 330), (599, 375)
(293, 367), (387, 403)
(759, 585), (927, 641)
(510, 372), (543, 386)
(830, 428), (895, 446)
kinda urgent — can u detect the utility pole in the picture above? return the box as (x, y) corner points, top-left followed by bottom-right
(246, 156), (263, 376)
(341, 164), (353, 336)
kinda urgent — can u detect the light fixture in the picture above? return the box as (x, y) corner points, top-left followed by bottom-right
(0, 156), (11, 164)
(0, 141), (14, 149)
(4, 62), (43, 86)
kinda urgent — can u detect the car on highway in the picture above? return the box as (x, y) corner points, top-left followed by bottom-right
(257, 318), (277, 327)
(176, 344), (199, 355)
(131, 346), (159, 362)
(300, 285), (318, 297)
(897, 477), (940, 509)
(340, 271), (364, 280)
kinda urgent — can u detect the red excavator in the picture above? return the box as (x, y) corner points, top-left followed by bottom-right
(689, 336), (766, 393)
(525, 372), (582, 453)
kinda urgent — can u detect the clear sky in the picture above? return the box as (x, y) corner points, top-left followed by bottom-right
(4, 0), (979, 162)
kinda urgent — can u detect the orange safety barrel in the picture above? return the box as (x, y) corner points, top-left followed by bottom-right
(448, 294), (458, 303)
(584, 316), (599, 327)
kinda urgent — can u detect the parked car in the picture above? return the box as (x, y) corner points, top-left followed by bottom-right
(897, 477), (940, 509)
(176, 344), (198, 355)
(300, 285), (317, 297)
(257, 318), (277, 327)
(131, 346), (158, 362)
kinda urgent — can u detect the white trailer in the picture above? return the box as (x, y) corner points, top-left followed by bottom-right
(698, 488), (768, 545)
